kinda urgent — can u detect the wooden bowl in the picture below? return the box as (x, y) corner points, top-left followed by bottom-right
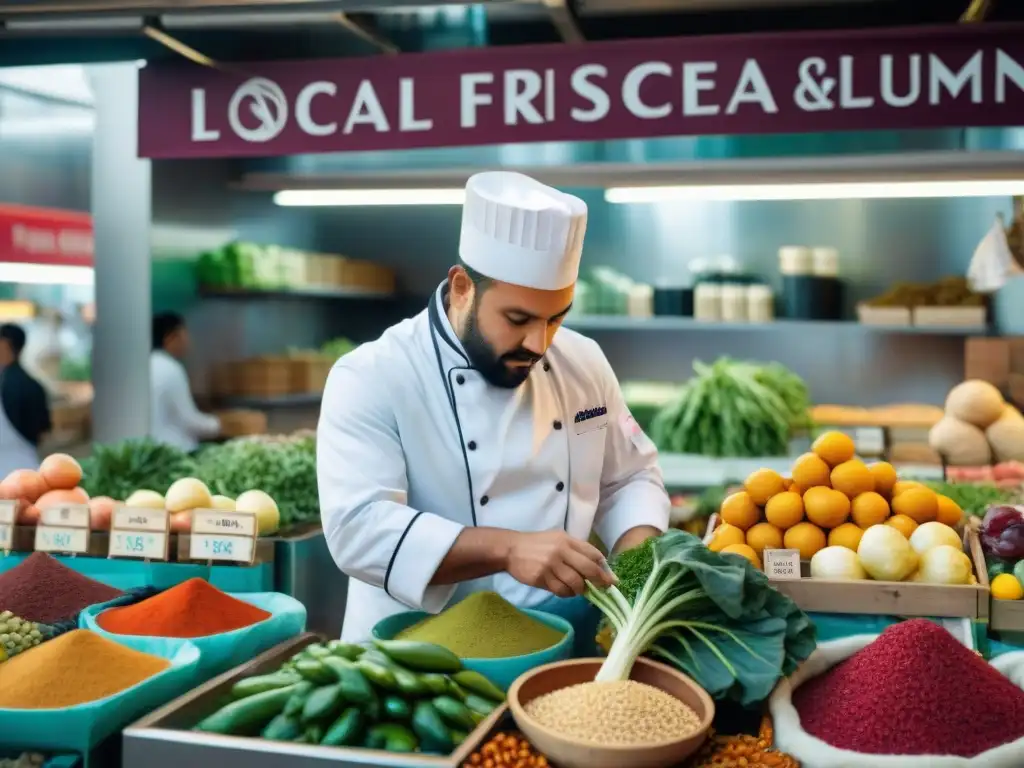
(507, 657), (715, 768)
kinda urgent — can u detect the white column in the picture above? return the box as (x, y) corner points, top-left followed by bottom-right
(88, 63), (152, 443)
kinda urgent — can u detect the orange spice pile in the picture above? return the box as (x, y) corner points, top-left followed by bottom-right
(684, 716), (800, 768)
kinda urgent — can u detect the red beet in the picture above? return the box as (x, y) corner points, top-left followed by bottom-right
(793, 619), (1024, 757)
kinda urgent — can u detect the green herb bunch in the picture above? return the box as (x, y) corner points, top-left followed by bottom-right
(650, 358), (812, 458)
(80, 439), (198, 500)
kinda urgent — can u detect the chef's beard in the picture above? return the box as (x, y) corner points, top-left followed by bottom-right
(461, 305), (540, 389)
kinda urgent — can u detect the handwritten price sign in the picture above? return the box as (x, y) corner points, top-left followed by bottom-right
(109, 506), (170, 561)
(35, 504), (90, 554)
(0, 500), (16, 551)
(189, 509), (257, 564)
(763, 549), (802, 580)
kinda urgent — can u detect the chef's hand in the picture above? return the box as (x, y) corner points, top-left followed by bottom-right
(506, 531), (617, 598)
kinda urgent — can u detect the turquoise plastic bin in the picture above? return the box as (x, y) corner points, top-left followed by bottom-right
(80, 592), (306, 678)
(0, 635), (200, 755)
(372, 608), (574, 692)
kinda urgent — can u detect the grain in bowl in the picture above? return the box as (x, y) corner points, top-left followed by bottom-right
(523, 680), (702, 746)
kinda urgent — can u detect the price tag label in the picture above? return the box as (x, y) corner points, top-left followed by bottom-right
(763, 548), (802, 580)
(0, 500), (15, 552)
(110, 531), (167, 559)
(109, 506), (170, 561)
(35, 504), (90, 555)
(191, 509), (257, 537)
(39, 504), (90, 528)
(189, 509), (257, 564)
(189, 533), (255, 564)
(35, 526), (89, 554)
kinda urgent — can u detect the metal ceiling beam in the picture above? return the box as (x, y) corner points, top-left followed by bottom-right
(539, 0), (585, 42)
(232, 151), (1024, 191)
(576, 0), (880, 13)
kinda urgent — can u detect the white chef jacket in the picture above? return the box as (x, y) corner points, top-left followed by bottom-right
(149, 349), (220, 452)
(318, 283), (670, 642)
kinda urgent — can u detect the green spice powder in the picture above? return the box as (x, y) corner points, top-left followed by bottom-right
(397, 591), (565, 659)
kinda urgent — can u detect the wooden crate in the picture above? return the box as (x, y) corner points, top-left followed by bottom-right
(233, 357), (292, 397)
(214, 409), (268, 437)
(965, 337), (1011, 388)
(124, 633), (507, 768)
(288, 356), (332, 393)
(857, 304), (911, 326)
(914, 306), (987, 328)
(208, 362), (237, 397)
(705, 514), (989, 620)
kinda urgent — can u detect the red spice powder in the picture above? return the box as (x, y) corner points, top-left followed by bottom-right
(793, 619), (1024, 757)
(96, 577), (271, 638)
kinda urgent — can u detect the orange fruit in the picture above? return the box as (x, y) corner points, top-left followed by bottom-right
(782, 477), (793, 490)
(744, 469), (787, 506)
(868, 462), (898, 498)
(891, 487), (938, 524)
(789, 483), (805, 496)
(804, 487), (851, 529)
(892, 480), (925, 497)
(784, 522), (827, 560)
(720, 491), (761, 531)
(936, 494), (964, 527)
(830, 459), (875, 499)
(764, 491), (804, 530)
(708, 523), (746, 552)
(721, 543), (762, 570)
(886, 514), (919, 538)
(828, 522), (865, 551)
(746, 522), (784, 557)
(811, 431), (856, 467)
(791, 453), (831, 490)
(851, 491), (890, 528)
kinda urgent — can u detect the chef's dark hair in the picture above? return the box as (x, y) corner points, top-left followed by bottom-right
(152, 312), (185, 350)
(0, 323), (26, 357)
(459, 261), (493, 292)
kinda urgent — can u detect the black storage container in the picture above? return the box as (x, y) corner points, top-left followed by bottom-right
(653, 286), (694, 317)
(782, 275), (844, 320)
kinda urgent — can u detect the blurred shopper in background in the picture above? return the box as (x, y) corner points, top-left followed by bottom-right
(0, 323), (51, 475)
(150, 312), (220, 452)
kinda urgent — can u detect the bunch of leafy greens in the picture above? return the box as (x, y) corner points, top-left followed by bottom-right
(194, 435), (319, 527)
(80, 439), (198, 500)
(586, 530), (816, 706)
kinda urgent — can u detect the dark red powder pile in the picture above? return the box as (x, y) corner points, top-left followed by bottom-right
(0, 552), (123, 623)
(794, 619), (1024, 757)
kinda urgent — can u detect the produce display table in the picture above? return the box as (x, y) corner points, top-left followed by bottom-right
(271, 526), (347, 638)
(0, 553), (273, 593)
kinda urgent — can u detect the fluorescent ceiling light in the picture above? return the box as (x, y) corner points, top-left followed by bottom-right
(0, 264), (94, 287)
(273, 189), (465, 207)
(605, 180), (1024, 204)
(0, 114), (95, 138)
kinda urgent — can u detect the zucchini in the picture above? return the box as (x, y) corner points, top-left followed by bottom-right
(451, 729), (469, 746)
(261, 714), (302, 741)
(383, 695), (411, 721)
(392, 667), (428, 697)
(411, 701), (454, 753)
(355, 659), (398, 691)
(231, 671), (302, 699)
(432, 696), (476, 730)
(195, 684), (300, 735)
(283, 682), (315, 717)
(366, 723), (418, 753)
(303, 643), (332, 659)
(321, 707), (364, 747)
(451, 670), (504, 702)
(331, 663), (376, 706)
(327, 640), (364, 661)
(295, 659), (336, 685)
(305, 724), (325, 743)
(358, 649), (399, 668)
(419, 673), (450, 696)
(372, 639), (462, 673)
(302, 684), (344, 723)
(464, 693), (498, 718)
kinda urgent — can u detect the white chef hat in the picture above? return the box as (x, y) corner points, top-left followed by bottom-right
(459, 171), (587, 291)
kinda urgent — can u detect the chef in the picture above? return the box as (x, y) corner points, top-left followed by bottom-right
(318, 171), (670, 647)
(150, 312), (221, 452)
(0, 323), (51, 477)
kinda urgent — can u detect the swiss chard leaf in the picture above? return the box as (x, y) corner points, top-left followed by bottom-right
(607, 529), (816, 706)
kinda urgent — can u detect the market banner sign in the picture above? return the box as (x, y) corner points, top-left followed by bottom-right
(0, 204), (93, 267)
(138, 23), (1024, 160)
